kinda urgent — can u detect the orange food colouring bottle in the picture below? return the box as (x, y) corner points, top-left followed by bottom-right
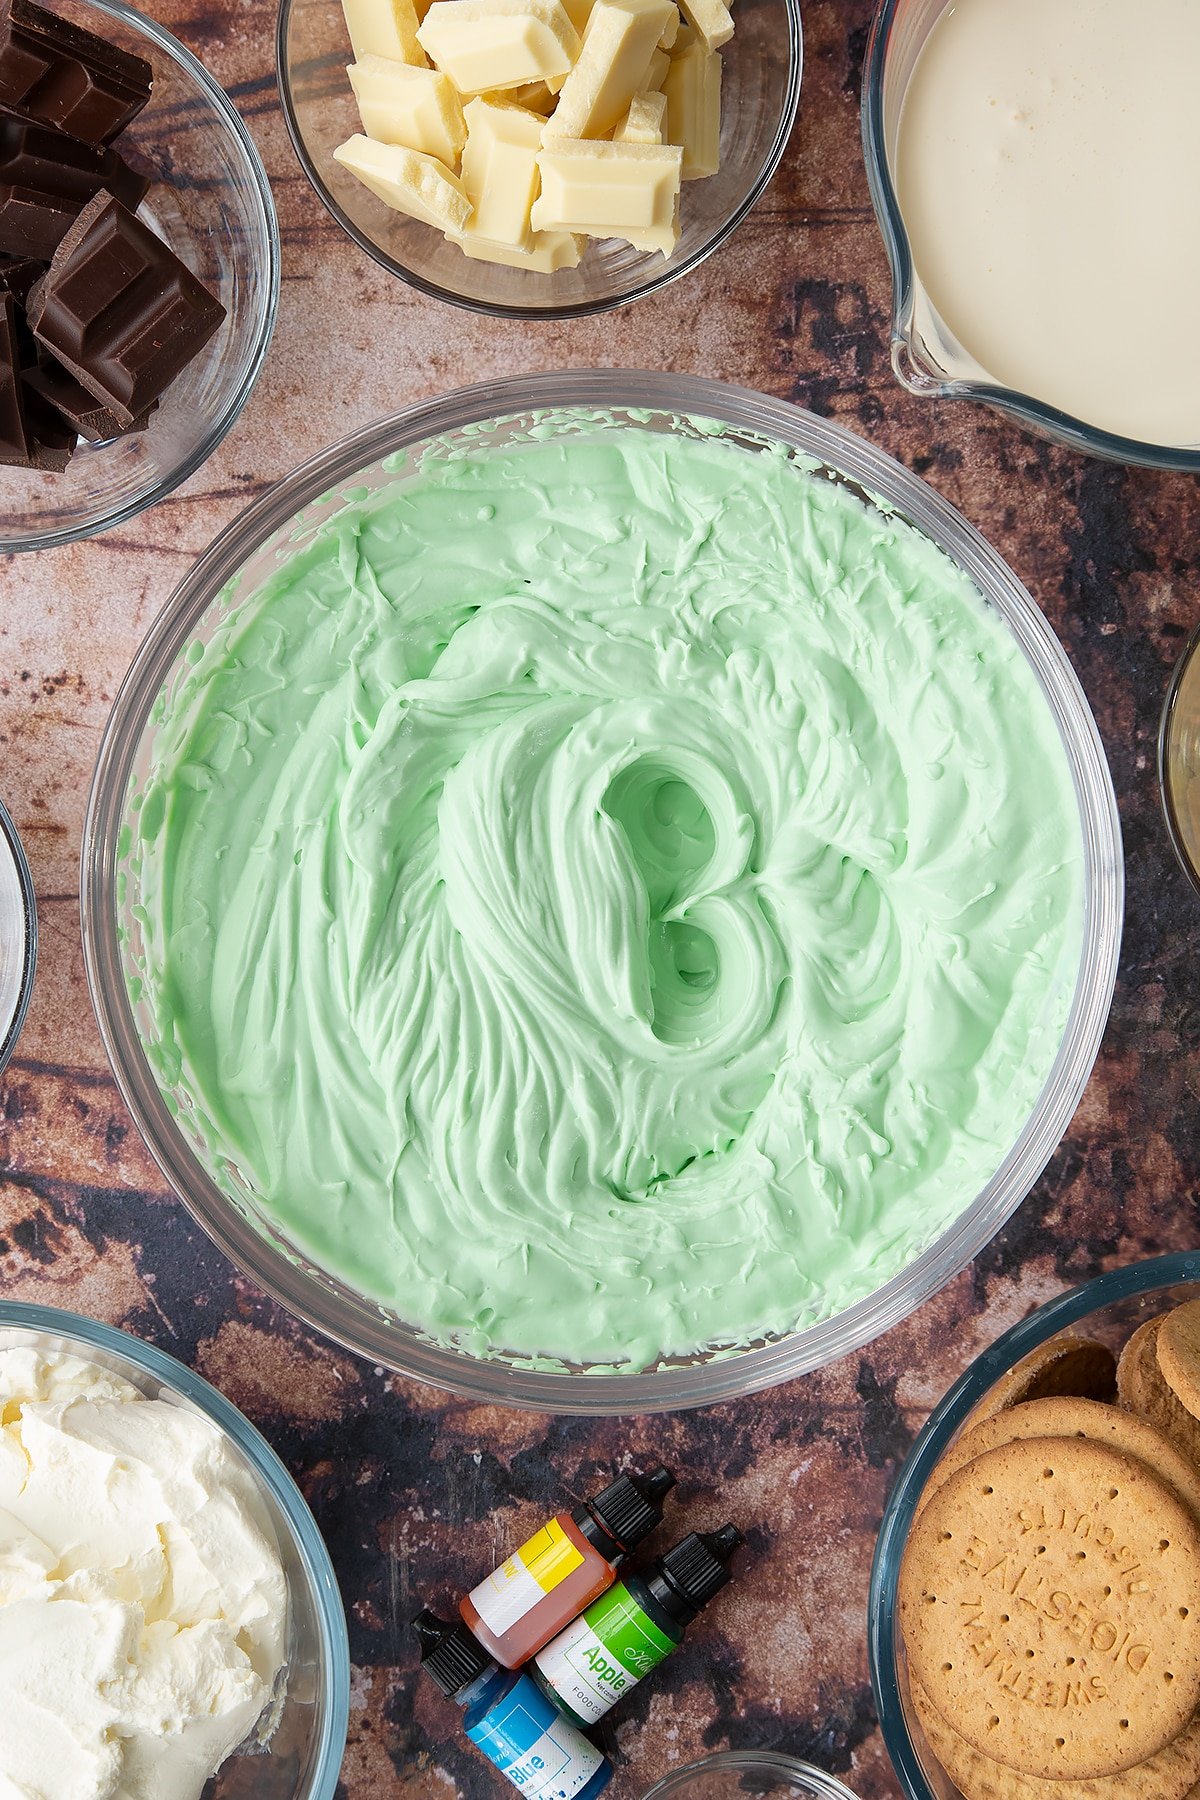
(459, 1466), (676, 1669)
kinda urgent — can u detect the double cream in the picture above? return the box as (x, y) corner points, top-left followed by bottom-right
(0, 1345), (288, 1800)
(895, 0), (1200, 445)
(129, 420), (1085, 1370)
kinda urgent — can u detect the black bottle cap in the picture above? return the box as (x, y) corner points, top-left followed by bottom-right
(658, 1524), (744, 1623)
(413, 1608), (492, 1699)
(587, 1464), (676, 1555)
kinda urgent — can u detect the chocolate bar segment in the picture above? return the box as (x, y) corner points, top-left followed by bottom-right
(0, 106), (148, 257)
(0, 285), (31, 460)
(27, 189), (225, 426)
(0, 248), (41, 365)
(0, 0), (152, 145)
(0, 290), (74, 468)
(0, 246), (40, 303)
(24, 352), (151, 439)
(21, 364), (72, 465)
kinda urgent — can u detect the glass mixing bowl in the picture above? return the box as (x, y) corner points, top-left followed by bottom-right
(0, 0), (280, 552)
(275, 0), (801, 318)
(861, 0), (1200, 471)
(1160, 624), (1200, 898)
(868, 1252), (1200, 1800)
(82, 371), (1123, 1414)
(641, 1752), (860, 1798)
(0, 1301), (350, 1800)
(0, 795), (36, 1077)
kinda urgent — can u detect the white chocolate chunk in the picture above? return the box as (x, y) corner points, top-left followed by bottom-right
(664, 35), (720, 177)
(546, 0), (675, 139)
(602, 198), (679, 254)
(461, 98), (544, 247)
(533, 137), (682, 236)
(498, 79), (559, 111)
(614, 89), (666, 142)
(418, 0), (580, 93)
(335, 0), (732, 276)
(333, 134), (472, 230)
(448, 226), (584, 269)
(676, 0), (732, 50)
(341, 0), (427, 63)
(643, 47), (670, 90)
(347, 57), (467, 163)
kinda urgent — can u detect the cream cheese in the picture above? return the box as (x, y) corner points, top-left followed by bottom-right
(0, 1346), (288, 1800)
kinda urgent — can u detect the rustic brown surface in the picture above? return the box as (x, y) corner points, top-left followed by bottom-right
(1, 2), (1197, 1797)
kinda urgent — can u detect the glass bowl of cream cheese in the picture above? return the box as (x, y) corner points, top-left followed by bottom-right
(0, 1302), (350, 1800)
(82, 371), (1123, 1413)
(869, 1252), (1200, 1800)
(863, 0), (1200, 469)
(0, 796), (35, 1078)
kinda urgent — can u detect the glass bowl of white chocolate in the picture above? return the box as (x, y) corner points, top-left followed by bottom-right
(0, 1302), (350, 1800)
(275, 0), (802, 315)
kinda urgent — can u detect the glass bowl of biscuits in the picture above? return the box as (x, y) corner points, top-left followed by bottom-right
(870, 1252), (1200, 1800)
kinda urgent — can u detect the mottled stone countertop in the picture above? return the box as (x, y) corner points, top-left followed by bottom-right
(1, 2), (1198, 1796)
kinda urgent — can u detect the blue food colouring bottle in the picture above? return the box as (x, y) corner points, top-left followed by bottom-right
(414, 1609), (613, 1799)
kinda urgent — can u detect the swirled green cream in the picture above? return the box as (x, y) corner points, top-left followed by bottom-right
(132, 420), (1083, 1368)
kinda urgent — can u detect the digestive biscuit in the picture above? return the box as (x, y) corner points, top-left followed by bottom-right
(1119, 1318), (1200, 1469)
(1157, 1300), (1200, 1425)
(918, 1397), (1200, 1527)
(899, 1436), (1200, 1779)
(909, 1676), (1200, 1800)
(966, 1336), (1117, 1428)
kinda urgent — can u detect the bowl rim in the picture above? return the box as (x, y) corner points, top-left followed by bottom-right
(867, 1250), (1200, 1800)
(640, 1749), (861, 1797)
(1158, 622), (1200, 900)
(0, 794), (37, 1078)
(860, 0), (1200, 472)
(81, 369), (1123, 1415)
(1, 0), (282, 555)
(0, 1298), (351, 1800)
(273, 0), (803, 320)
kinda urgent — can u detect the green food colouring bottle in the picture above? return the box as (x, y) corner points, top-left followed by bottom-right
(530, 1524), (743, 1727)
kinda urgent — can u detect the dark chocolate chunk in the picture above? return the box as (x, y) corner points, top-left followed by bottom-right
(24, 351), (151, 440)
(20, 365), (72, 466)
(27, 189), (225, 427)
(0, 286), (31, 461)
(0, 0), (152, 145)
(0, 246), (40, 302)
(0, 106), (147, 257)
(0, 248), (41, 364)
(0, 288), (75, 469)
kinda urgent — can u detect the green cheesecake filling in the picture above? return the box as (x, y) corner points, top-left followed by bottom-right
(131, 420), (1084, 1368)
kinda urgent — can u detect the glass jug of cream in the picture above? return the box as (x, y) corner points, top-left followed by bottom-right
(864, 0), (1200, 464)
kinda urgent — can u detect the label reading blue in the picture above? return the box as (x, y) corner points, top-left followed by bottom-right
(467, 1675), (605, 1798)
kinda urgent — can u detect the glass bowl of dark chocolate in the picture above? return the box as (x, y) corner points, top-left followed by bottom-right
(0, 0), (279, 551)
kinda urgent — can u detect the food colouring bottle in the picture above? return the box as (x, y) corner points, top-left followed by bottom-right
(530, 1524), (744, 1727)
(459, 1464), (676, 1668)
(413, 1609), (612, 1800)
